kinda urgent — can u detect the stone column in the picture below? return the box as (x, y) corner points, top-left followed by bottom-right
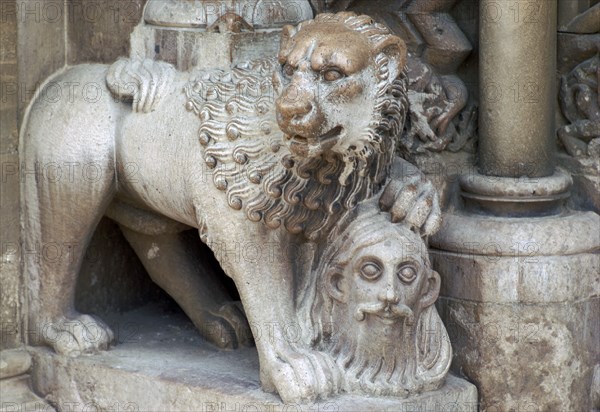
(479, 0), (555, 178)
(431, 1), (600, 410)
(461, 0), (571, 217)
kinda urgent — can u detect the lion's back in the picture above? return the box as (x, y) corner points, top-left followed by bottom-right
(21, 64), (122, 165)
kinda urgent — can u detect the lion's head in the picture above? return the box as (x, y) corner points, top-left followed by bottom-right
(185, 12), (409, 240)
(274, 12), (408, 180)
(299, 205), (451, 395)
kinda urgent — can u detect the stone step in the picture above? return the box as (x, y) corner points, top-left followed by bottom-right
(28, 305), (478, 412)
(0, 374), (55, 412)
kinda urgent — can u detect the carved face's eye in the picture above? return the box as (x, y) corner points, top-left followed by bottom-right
(398, 264), (418, 284)
(282, 63), (295, 77)
(322, 68), (344, 82)
(360, 261), (382, 281)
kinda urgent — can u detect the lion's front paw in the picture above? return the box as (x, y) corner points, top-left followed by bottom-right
(42, 314), (114, 357)
(269, 349), (341, 403)
(380, 171), (442, 236)
(199, 302), (253, 350)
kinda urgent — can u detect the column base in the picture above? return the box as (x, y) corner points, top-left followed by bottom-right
(460, 169), (572, 217)
(430, 210), (600, 411)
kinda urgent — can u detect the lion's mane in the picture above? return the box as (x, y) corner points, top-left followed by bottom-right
(184, 13), (408, 240)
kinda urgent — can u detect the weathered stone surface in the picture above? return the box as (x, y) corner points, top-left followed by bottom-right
(0, 1), (21, 352)
(67, 0), (147, 64)
(130, 26), (283, 71)
(431, 210), (600, 411)
(558, 154), (600, 214)
(143, 0), (313, 30)
(30, 306), (478, 411)
(0, 0), (18, 154)
(16, 0), (66, 121)
(0, 152), (21, 350)
(438, 298), (599, 411)
(0, 374), (55, 412)
(0, 349), (31, 379)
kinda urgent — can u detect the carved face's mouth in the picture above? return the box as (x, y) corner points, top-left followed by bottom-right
(374, 309), (404, 325)
(286, 126), (343, 157)
(356, 303), (414, 325)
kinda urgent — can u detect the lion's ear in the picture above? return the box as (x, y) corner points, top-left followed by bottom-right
(278, 24), (297, 64)
(326, 268), (347, 303)
(373, 36), (407, 82)
(419, 269), (441, 309)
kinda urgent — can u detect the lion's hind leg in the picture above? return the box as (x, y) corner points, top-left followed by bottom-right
(21, 65), (118, 356)
(118, 226), (253, 349)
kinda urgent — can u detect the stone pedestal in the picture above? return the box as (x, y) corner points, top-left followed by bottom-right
(130, 25), (283, 71)
(129, 0), (314, 71)
(430, 211), (600, 411)
(29, 306), (478, 412)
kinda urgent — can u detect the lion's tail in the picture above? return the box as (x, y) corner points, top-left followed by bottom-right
(106, 58), (175, 114)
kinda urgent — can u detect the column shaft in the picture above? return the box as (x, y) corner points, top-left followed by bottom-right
(479, 0), (557, 178)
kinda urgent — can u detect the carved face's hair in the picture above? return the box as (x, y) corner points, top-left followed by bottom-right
(321, 210), (430, 273)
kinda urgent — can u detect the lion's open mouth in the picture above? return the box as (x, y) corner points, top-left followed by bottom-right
(287, 126), (344, 156)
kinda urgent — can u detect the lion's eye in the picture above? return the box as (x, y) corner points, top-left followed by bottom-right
(322, 68), (344, 82)
(360, 261), (382, 281)
(397, 264), (417, 284)
(282, 63), (295, 77)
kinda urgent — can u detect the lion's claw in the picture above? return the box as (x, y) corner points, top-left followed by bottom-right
(200, 301), (253, 350)
(380, 167), (442, 236)
(270, 349), (341, 403)
(44, 314), (114, 357)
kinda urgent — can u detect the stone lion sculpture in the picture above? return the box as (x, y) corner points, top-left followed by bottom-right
(299, 203), (451, 397)
(21, 12), (441, 402)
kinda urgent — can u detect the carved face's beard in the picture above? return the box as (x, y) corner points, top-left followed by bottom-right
(321, 302), (423, 396)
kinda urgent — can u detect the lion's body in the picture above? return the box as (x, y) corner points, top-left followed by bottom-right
(21, 12), (441, 403)
(22, 61), (308, 388)
(21, 58), (384, 393)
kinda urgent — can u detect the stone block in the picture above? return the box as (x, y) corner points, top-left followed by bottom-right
(130, 25), (281, 71)
(16, 0), (66, 121)
(0, 374), (55, 411)
(438, 298), (599, 411)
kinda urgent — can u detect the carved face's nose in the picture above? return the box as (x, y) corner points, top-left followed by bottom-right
(378, 285), (400, 305)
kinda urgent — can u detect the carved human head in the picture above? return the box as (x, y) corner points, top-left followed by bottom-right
(303, 205), (451, 396)
(325, 221), (439, 331)
(274, 12), (408, 162)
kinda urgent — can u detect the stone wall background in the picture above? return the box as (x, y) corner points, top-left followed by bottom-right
(0, 0), (155, 351)
(1, 0), (21, 350)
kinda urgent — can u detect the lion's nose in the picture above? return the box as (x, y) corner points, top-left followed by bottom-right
(277, 91), (313, 120)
